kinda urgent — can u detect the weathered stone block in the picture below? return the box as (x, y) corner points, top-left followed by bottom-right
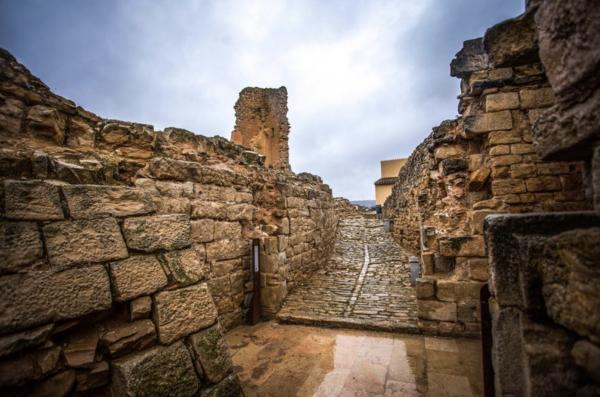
(434, 145), (464, 160)
(162, 248), (208, 286)
(488, 130), (521, 145)
(191, 201), (228, 219)
(145, 157), (203, 182)
(483, 10), (538, 67)
(450, 38), (489, 78)
(187, 324), (233, 383)
(525, 176), (562, 192)
(100, 319), (156, 358)
(75, 361), (109, 393)
(213, 221), (242, 240)
(464, 111), (512, 134)
(130, 296), (152, 321)
(485, 92), (520, 112)
(491, 154), (522, 167)
(123, 214), (191, 252)
(153, 283), (218, 344)
(510, 143), (535, 155)
(198, 373), (243, 397)
(67, 116), (95, 148)
(492, 179), (526, 195)
(467, 167), (490, 191)
(0, 221), (43, 272)
(468, 258), (489, 281)
(520, 87), (555, 109)
(416, 278), (435, 299)
(489, 145), (510, 156)
(63, 184), (156, 219)
(226, 204), (254, 221)
(206, 238), (249, 261)
(510, 163), (537, 178)
(571, 340), (600, 384)
(0, 266), (112, 333)
(110, 255), (168, 301)
(191, 219), (215, 243)
(26, 105), (66, 144)
(4, 180), (64, 220)
(111, 342), (199, 397)
(43, 218), (128, 267)
(0, 324), (53, 358)
(417, 300), (457, 322)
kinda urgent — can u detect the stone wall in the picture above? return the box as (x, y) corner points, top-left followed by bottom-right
(231, 87), (291, 171)
(0, 48), (336, 395)
(383, 7), (590, 337)
(487, 0), (600, 395)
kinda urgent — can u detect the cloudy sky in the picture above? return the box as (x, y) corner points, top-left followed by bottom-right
(1, 0), (523, 200)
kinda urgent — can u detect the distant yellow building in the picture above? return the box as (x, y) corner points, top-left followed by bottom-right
(374, 158), (407, 205)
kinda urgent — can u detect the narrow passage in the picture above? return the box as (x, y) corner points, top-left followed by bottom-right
(277, 214), (418, 332)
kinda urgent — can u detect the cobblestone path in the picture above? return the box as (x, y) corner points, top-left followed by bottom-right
(277, 215), (419, 333)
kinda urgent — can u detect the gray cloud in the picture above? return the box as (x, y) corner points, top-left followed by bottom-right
(0, 0), (523, 199)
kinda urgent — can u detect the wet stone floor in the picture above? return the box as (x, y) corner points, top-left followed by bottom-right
(226, 321), (483, 397)
(277, 216), (418, 332)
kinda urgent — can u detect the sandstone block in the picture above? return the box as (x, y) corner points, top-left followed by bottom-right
(0, 266), (112, 333)
(485, 92), (520, 112)
(525, 176), (562, 192)
(211, 259), (242, 277)
(111, 342), (199, 397)
(491, 154), (522, 167)
(492, 179), (526, 195)
(520, 87), (555, 109)
(153, 283), (218, 344)
(162, 248), (208, 286)
(214, 221), (242, 240)
(191, 219), (215, 243)
(417, 300), (457, 322)
(0, 96), (24, 135)
(467, 167), (490, 191)
(511, 143), (535, 155)
(0, 221), (43, 272)
(206, 238), (249, 261)
(450, 38), (489, 78)
(100, 319), (156, 358)
(510, 163), (537, 178)
(416, 278), (435, 299)
(472, 210), (495, 234)
(191, 201), (227, 219)
(63, 327), (99, 368)
(130, 296), (152, 321)
(187, 324), (233, 383)
(469, 258), (489, 281)
(63, 184), (156, 219)
(537, 162), (570, 175)
(483, 10), (537, 67)
(464, 111), (512, 134)
(43, 217), (128, 267)
(4, 180), (64, 220)
(146, 157), (203, 182)
(67, 117), (95, 148)
(226, 204), (254, 221)
(26, 105), (66, 143)
(488, 130), (521, 145)
(110, 255), (168, 301)
(0, 324), (53, 358)
(434, 145), (464, 160)
(489, 145), (510, 156)
(123, 214), (191, 252)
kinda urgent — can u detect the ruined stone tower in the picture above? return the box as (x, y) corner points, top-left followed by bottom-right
(231, 87), (291, 171)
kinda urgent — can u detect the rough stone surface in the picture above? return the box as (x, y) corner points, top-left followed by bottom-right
(0, 324), (53, 358)
(123, 214), (191, 252)
(483, 10), (538, 67)
(110, 255), (168, 302)
(4, 180), (64, 220)
(0, 266), (112, 333)
(63, 184), (156, 219)
(153, 283), (218, 344)
(161, 248), (208, 286)
(130, 296), (152, 321)
(0, 221), (43, 272)
(111, 342), (199, 397)
(199, 373), (243, 397)
(43, 217), (128, 267)
(187, 324), (233, 383)
(100, 319), (156, 358)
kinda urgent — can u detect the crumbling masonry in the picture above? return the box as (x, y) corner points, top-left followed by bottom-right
(0, 49), (336, 395)
(383, 0), (600, 395)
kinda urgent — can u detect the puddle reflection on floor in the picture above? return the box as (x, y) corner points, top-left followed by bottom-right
(225, 321), (483, 397)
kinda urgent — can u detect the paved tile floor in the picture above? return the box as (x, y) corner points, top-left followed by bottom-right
(226, 321), (483, 397)
(277, 216), (418, 332)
